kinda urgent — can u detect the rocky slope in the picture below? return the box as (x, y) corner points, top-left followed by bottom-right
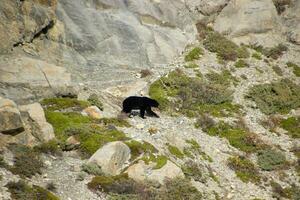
(1, 0), (300, 200)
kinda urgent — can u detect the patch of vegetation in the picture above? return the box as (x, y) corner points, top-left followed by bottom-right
(227, 156), (261, 183)
(257, 149), (287, 171)
(97, 117), (131, 127)
(6, 180), (60, 200)
(81, 163), (103, 176)
(41, 97), (90, 111)
(203, 31), (249, 61)
(280, 117), (300, 138)
(9, 145), (44, 178)
(0, 155), (8, 168)
(125, 140), (158, 160)
(182, 160), (206, 183)
(252, 52), (262, 60)
(168, 145), (184, 159)
(185, 47), (204, 62)
(140, 69), (152, 78)
(287, 62), (300, 77)
(206, 122), (266, 153)
(184, 139), (213, 162)
(273, 0), (291, 14)
(272, 65), (283, 76)
(246, 79), (300, 114)
(235, 59), (249, 68)
(34, 140), (62, 156)
(205, 70), (238, 87)
(149, 69), (240, 117)
(184, 62), (198, 69)
(263, 44), (288, 59)
(141, 154), (168, 169)
(87, 93), (104, 110)
(194, 114), (215, 130)
(271, 181), (300, 199)
(261, 114), (282, 132)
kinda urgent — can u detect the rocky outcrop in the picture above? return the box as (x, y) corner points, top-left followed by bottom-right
(213, 0), (284, 46)
(185, 0), (229, 16)
(0, 98), (24, 135)
(282, 0), (300, 45)
(127, 160), (184, 184)
(19, 103), (55, 142)
(88, 141), (131, 175)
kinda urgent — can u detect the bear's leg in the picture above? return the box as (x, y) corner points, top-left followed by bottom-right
(140, 107), (146, 119)
(146, 107), (159, 118)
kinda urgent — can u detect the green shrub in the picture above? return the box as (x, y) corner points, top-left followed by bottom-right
(9, 145), (44, 178)
(141, 154), (168, 169)
(235, 59), (249, 68)
(182, 160), (205, 182)
(246, 79), (300, 114)
(184, 62), (198, 69)
(125, 140), (158, 160)
(280, 117), (300, 138)
(271, 181), (300, 199)
(205, 70), (238, 87)
(168, 145), (184, 159)
(81, 163), (103, 175)
(185, 47), (204, 62)
(227, 156), (260, 183)
(6, 180), (60, 200)
(149, 69), (240, 117)
(194, 114), (215, 130)
(206, 122), (265, 153)
(257, 149), (287, 171)
(263, 44), (288, 59)
(34, 140), (62, 156)
(203, 32), (249, 61)
(140, 69), (152, 78)
(287, 62), (300, 77)
(41, 98), (90, 111)
(272, 65), (283, 76)
(252, 52), (262, 60)
(87, 93), (104, 110)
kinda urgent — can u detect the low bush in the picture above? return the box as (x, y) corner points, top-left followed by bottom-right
(87, 93), (104, 110)
(140, 69), (152, 78)
(9, 145), (44, 178)
(6, 180), (60, 200)
(34, 140), (62, 156)
(125, 140), (158, 160)
(184, 62), (198, 69)
(182, 160), (205, 182)
(203, 32), (249, 61)
(280, 117), (300, 138)
(81, 163), (103, 176)
(246, 79), (300, 114)
(273, 0), (291, 14)
(185, 47), (204, 62)
(271, 181), (300, 199)
(227, 156), (260, 183)
(252, 52), (262, 60)
(261, 115), (282, 132)
(272, 65), (283, 76)
(235, 59), (249, 68)
(194, 114), (215, 131)
(257, 149), (287, 171)
(263, 44), (288, 59)
(287, 62), (300, 77)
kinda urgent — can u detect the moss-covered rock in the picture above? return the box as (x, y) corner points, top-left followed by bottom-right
(257, 149), (287, 171)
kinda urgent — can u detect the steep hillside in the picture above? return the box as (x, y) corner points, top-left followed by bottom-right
(1, 0), (300, 200)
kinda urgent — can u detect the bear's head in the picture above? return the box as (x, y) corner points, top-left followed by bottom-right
(150, 99), (159, 107)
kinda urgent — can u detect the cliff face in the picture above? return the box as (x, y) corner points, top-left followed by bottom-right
(1, 0), (300, 103)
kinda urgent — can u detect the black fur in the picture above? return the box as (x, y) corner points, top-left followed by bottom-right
(122, 96), (159, 119)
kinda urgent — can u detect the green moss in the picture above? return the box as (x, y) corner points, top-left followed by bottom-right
(45, 111), (92, 141)
(125, 140), (158, 160)
(252, 52), (262, 60)
(287, 62), (300, 77)
(228, 156), (260, 183)
(247, 79), (300, 114)
(81, 163), (103, 175)
(34, 140), (62, 156)
(280, 117), (300, 138)
(168, 145), (184, 159)
(257, 149), (287, 171)
(272, 65), (283, 76)
(235, 59), (249, 68)
(98, 118), (131, 127)
(9, 145), (44, 178)
(206, 122), (265, 153)
(149, 69), (240, 117)
(6, 180), (60, 200)
(203, 32), (249, 61)
(141, 154), (168, 169)
(184, 62), (198, 69)
(41, 98), (90, 111)
(185, 47), (204, 62)
(87, 93), (104, 110)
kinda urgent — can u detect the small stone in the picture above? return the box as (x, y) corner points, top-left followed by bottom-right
(136, 124), (145, 129)
(45, 160), (52, 167)
(82, 106), (101, 119)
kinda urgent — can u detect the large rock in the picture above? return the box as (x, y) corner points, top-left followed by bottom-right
(88, 141), (131, 175)
(127, 160), (184, 184)
(0, 98), (24, 135)
(283, 0), (300, 45)
(213, 0), (283, 46)
(185, 0), (230, 16)
(19, 103), (55, 142)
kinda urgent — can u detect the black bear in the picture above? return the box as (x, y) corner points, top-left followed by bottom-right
(122, 96), (159, 119)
